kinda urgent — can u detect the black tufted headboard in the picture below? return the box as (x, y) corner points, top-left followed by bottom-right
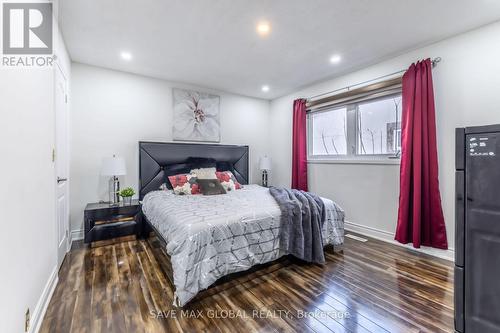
(139, 141), (249, 200)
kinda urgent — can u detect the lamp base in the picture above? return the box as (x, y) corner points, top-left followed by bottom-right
(261, 170), (268, 187)
(109, 176), (120, 206)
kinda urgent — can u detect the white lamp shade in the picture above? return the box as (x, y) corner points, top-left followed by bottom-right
(259, 156), (272, 171)
(101, 156), (127, 176)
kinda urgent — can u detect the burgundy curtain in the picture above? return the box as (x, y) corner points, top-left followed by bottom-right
(291, 99), (308, 191)
(395, 59), (448, 249)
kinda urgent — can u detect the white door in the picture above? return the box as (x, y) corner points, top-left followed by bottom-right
(55, 64), (69, 269)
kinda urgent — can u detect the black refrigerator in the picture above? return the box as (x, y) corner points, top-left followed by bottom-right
(455, 125), (500, 333)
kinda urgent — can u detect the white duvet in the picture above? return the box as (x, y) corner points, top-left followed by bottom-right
(142, 184), (344, 306)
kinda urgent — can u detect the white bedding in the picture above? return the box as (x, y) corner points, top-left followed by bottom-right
(142, 184), (344, 306)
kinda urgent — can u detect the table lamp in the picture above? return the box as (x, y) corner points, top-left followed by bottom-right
(259, 156), (272, 187)
(100, 155), (127, 206)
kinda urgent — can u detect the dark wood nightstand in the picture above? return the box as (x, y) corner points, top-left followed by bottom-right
(84, 200), (143, 245)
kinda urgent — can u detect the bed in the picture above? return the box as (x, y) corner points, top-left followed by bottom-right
(139, 141), (345, 306)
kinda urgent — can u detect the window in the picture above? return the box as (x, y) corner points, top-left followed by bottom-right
(309, 107), (348, 156)
(308, 93), (402, 160)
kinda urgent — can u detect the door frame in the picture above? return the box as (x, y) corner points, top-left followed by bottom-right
(54, 60), (70, 269)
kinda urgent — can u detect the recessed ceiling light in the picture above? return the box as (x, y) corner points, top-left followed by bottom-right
(261, 85), (270, 92)
(256, 21), (271, 36)
(120, 51), (132, 61)
(330, 54), (342, 64)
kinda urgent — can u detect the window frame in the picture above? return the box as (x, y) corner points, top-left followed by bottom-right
(307, 92), (402, 164)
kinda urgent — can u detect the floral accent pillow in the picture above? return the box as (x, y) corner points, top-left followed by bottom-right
(168, 173), (200, 195)
(215, 171), (242, 192)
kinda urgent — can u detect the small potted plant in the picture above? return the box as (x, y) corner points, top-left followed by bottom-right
(120, 187), (135, 205)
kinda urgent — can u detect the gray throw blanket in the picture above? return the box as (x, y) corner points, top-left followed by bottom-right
(269, 187), (326, 264)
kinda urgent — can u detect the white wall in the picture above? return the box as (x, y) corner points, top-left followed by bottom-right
(0, 3), (71, 332)
(270, 21), (500, 251)
(70, 63), (270, 233)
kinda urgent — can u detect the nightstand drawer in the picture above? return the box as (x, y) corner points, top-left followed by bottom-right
(87, 220), (138, 242)
(87, 206), (139, 220)
(94, 215), (135, 226)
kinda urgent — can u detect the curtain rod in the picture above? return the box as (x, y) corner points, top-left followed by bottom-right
(306, 57), (441, 101)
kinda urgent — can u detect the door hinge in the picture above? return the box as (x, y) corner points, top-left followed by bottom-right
(25, 308), (30, 332)
(52, 149), (56, 162)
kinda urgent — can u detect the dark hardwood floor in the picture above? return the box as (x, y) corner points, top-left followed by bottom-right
(40, 233), (454, 333)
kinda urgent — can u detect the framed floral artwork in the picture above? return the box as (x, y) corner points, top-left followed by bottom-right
(172, 88), (220, 142)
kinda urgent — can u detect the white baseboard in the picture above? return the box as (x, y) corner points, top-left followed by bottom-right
(31, 266), (59, 333)
(344, 220), (455, 262)
(71, 228), (84, 242)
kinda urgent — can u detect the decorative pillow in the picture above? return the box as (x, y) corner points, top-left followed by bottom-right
(186, 157), (217, 169)
(197, 179), (227, 196)
(167, 173), (200, 195)
(215, 171), (242, 192)
(216, 161), (234, 173)
(190, 167), (217, 179)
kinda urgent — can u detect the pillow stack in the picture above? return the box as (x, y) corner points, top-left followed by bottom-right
(165, 167), (242, 195)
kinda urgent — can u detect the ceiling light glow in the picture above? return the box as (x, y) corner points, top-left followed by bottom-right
(120, 51), (132, 61)
(330, 54), (342, 64)
(256, 21), (271, 36)
(261, 85), (270, 92)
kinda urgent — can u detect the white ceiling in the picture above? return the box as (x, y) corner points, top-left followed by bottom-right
(61, 0), (500, 99)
